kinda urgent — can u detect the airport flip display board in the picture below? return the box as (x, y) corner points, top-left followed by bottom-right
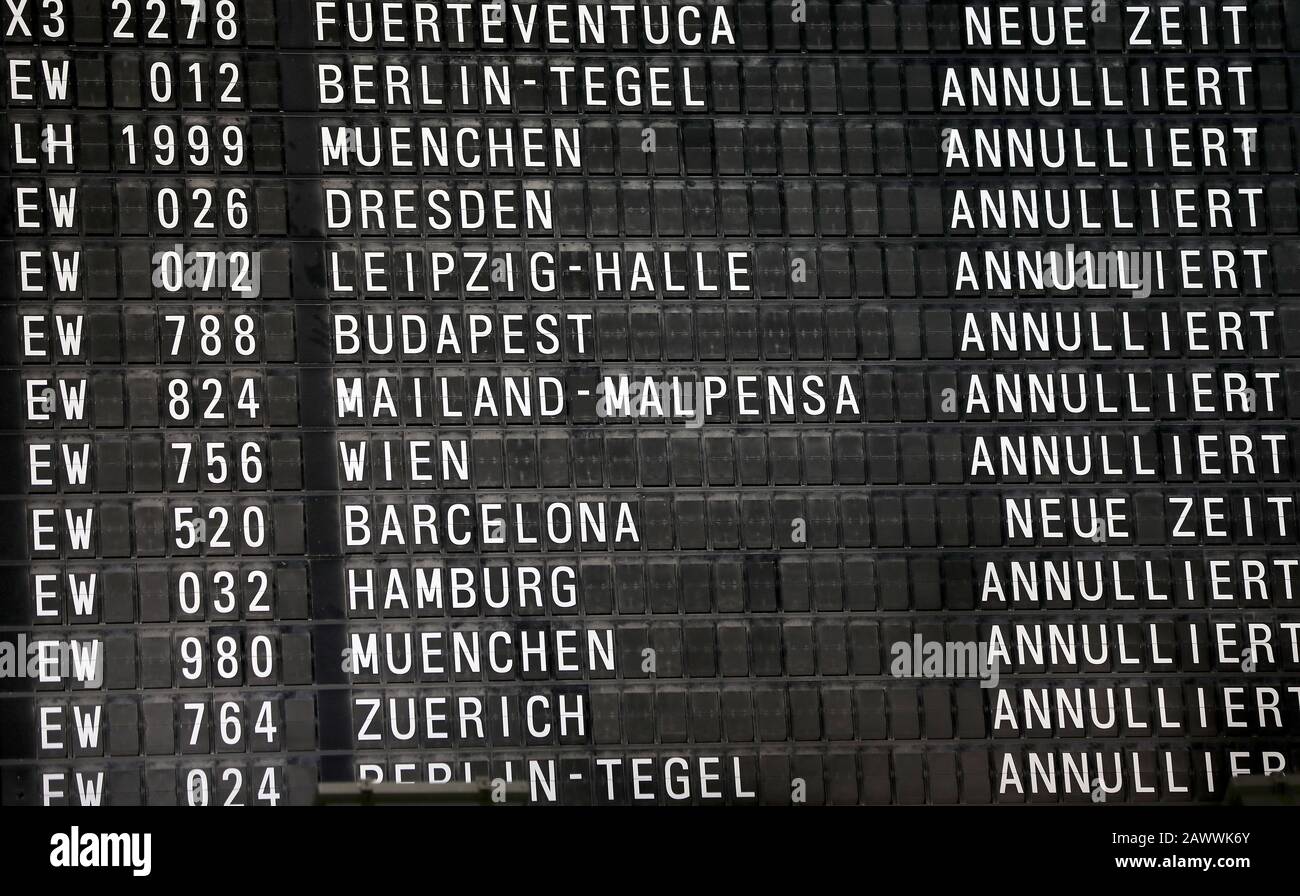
(1, 0), (1300, 809)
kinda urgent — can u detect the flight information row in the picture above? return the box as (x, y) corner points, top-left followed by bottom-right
(7, 427), (1300, 494)
(7, 179), (1299, 240)
(8, 242), (1297, 299)
(10, 489), (1300, 557)
(6, 53), (1295, 114)
(7, 745), (1277, 806)
(4, 616), (1300, 689)
(10, 0), (1296, 53)
(11, 366), (1300, 428)
(9, 305), (1299, 364)
(6, 549), (1299, 621)
(9, 116), (1297, 177)
(6, 679), (1299, 763)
